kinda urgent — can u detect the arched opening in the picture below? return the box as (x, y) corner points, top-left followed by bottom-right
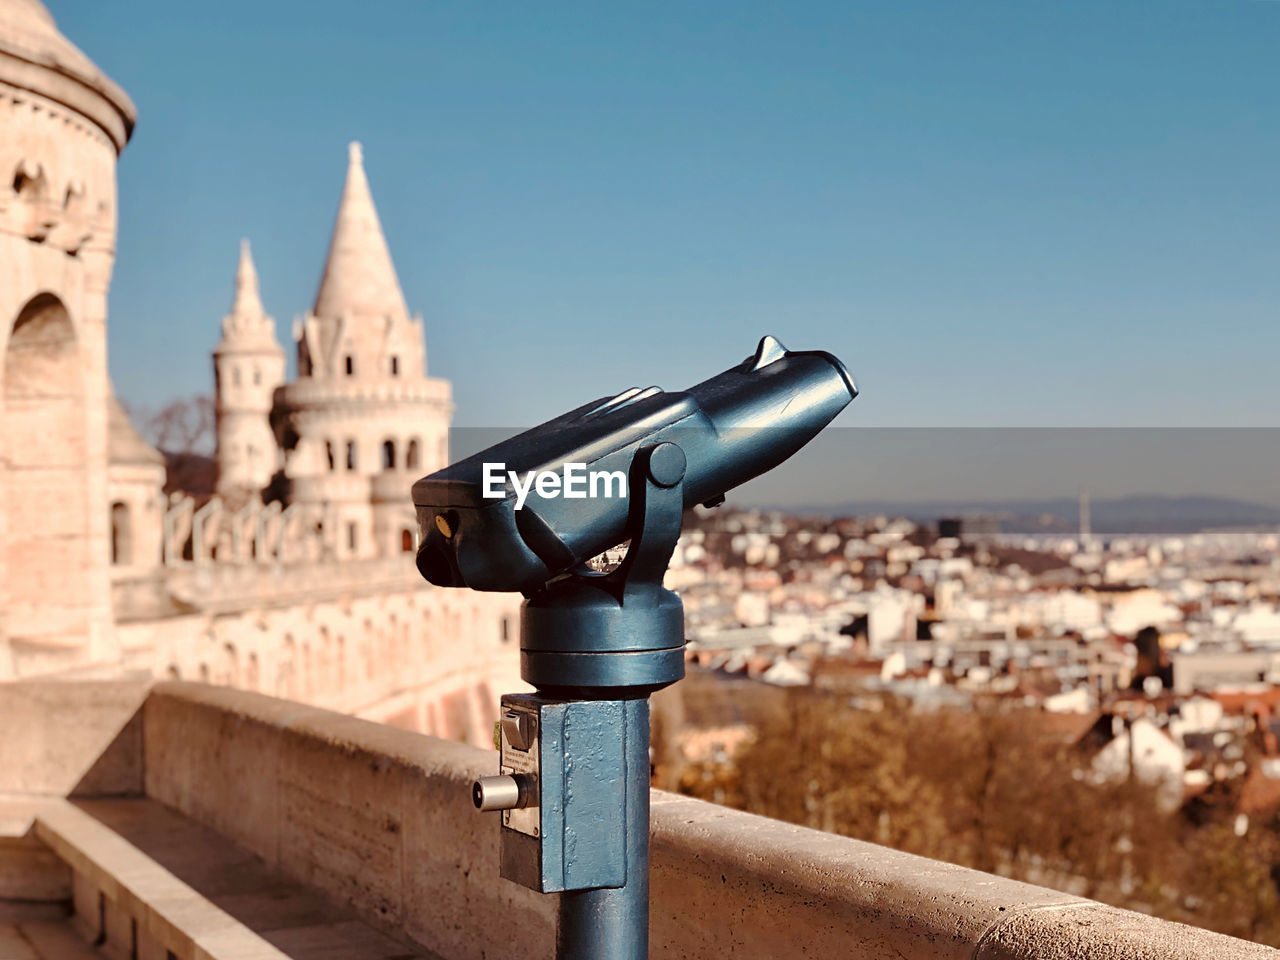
(3, 293), (91, 645)
(223, 643), (238, 686)
(110, 501), (131, 565)
(344, 354), (354, 376)
(12, 162), (47, 202)
(390, 356), (400, 377)
(401, 528), (414, 553)
(325, 440), (336, 472)
(405, 439), (419, 470)
(382, 439), (396, 471)
(278, 634), (296, 698)
(345, 440), (357, 471)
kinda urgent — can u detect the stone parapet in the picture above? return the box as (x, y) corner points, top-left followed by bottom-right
(275, 376), (451, 413)
(126, 556), (423, 617)
(140, 682), (1279, 960)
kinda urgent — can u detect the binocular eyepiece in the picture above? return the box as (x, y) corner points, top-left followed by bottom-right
(413, 335), (857, 595)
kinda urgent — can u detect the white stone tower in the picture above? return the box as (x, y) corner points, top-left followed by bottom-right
(0, 0), (135, 676)
(214, 240), (285, 498)
(272, 142), (452, 560)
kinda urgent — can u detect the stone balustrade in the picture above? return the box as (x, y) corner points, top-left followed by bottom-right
(114, 556), (423, 620)
(275, 376), (451, 410)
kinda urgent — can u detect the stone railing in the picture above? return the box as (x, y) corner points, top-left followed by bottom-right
(1, 680), (1277, 960)
(275, 377), (451, 409)
(113, 556), (423, 620)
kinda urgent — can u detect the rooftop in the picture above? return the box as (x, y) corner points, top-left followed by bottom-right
(0, 0), (135, 149)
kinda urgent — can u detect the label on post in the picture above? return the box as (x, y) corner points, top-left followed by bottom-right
(500, 703), (540, 838)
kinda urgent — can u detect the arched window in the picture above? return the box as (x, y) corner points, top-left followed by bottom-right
(344, 354), (355, 376)
(110, 501), (131, 565)
(382, 439), (397, 471)
(401, 528), (414, 553)
(390, 356), (400, 377)
(11, 162), (46, 202)
(325, 440), (336, 472)
(6, 294), (88, 637)
(405, 439), (420, 470)
(347, 522), (358, 551)
(345, 440), (357, 471)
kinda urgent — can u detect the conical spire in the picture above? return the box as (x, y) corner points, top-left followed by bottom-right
(312, 142), (408, 323)
(218, 239), (277, 348)
(231, 238), (264, 318)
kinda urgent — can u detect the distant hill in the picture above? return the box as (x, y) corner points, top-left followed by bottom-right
(791, 495), (1280, 534)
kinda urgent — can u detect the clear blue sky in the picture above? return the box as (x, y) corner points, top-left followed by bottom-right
(55, 0), (1279, 435)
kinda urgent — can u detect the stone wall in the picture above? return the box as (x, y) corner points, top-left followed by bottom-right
(138, 682), (1278, 960)
(115, 580), (524, 747)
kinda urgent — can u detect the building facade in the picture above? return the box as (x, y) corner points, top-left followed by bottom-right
(0, 0), (134, 676)
(0, 0), (521, 745)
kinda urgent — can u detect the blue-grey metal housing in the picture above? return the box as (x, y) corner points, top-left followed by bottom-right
(412, 336), (857, 594)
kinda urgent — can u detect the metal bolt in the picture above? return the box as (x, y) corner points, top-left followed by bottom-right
(473, 774), (531, 812)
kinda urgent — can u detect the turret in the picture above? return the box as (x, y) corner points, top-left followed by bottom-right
(0, 0), (136, 672)
(271, 142), (453, 558)
(214, 240), (285, 497)
(295, 141), (426, 383)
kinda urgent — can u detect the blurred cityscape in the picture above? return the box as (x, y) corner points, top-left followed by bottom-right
(650, 504), (1280, 943)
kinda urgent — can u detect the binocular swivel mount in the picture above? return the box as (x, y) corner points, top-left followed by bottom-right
(413, 336), (857, 959)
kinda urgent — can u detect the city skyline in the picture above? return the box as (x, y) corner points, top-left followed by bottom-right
(49, 0), (1280, 437)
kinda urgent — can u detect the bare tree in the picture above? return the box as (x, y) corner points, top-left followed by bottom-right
(140, 395), (217, 496)
(143, 395), (215, 456)
(674, 686), (1280, 947)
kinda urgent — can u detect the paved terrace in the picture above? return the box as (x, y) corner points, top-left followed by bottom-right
(0, 681), (1276, 960)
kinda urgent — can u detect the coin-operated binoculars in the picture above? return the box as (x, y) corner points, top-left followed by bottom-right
(412, 336), (857, 960)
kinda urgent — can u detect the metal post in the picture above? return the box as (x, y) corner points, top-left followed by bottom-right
(556, 697), (650, 960)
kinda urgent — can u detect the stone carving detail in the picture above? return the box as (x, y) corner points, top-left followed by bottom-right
(3, 119), (108, 257)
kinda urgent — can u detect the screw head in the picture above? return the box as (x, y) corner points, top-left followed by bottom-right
(646, 443), (686, 488)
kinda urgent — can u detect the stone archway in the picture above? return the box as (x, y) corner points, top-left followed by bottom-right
(3, 292), (91, 648)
